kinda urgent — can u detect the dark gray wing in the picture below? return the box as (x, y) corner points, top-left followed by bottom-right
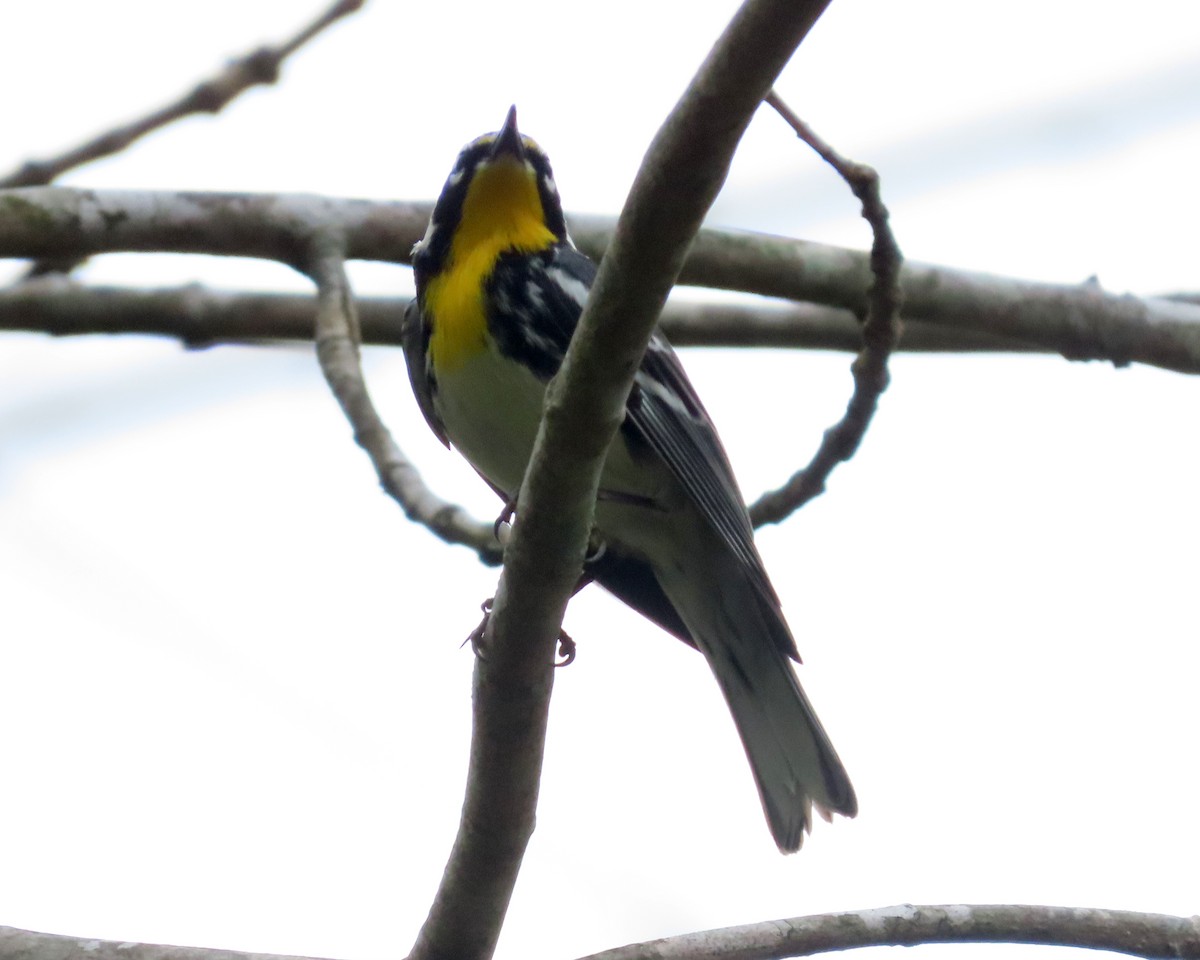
(402, 298), (449, 448)
(532, 246), (791, 656)
(626, 332), (798, 658)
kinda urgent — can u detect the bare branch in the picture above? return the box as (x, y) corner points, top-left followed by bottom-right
(0, 280), (1042, 354)
(0, 189), (424, 265)
(574, 903), (1200, 960)
(570, 220), (1200, 376)
(0, 0), (365, 190)
(407, 2), (834, 958)
(3, 188), (1198, 373)
(7, 904), (1198, 960)
(749, 92), (903, 526)
(0, 926), (325, 960)
(305, 241), (501, 564)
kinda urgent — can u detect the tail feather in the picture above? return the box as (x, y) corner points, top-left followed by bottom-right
(714, 630), (857, 850)
(659, 548), (857, 852)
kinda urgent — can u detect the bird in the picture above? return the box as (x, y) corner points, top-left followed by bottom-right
(402, 105), (856, 851)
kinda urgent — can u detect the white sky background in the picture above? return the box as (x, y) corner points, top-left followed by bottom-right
(1, 2), (1198, 959)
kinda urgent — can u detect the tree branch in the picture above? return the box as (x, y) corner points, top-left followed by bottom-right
(304, 240), (501, 564)
(2, 188), (1197, 373)
(0, 0), (365, 190)
(0, 280), (1045, 354)
(573, 904), (1200, 960)
(570, 220), (1200, 376)
(0, 926), (327, 960)
(407, 2), (833, 958)
(749, 92), (903, 526)
(7, 905), (1198, 960)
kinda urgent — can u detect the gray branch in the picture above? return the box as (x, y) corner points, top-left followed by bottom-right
(304, 242), (501, 564)
(749, 92), (904, 526)
(6, 905), (1198, 960)
(574, 903), (1200, 960)
(0, 281), (1042, 355)
(2, 188), (1197, 373)
(0, 927), (326, 960)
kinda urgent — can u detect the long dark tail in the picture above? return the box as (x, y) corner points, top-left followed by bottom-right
(660, 550), (857, 852)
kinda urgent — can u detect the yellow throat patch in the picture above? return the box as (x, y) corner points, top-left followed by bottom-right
(426, 156), (557, 372)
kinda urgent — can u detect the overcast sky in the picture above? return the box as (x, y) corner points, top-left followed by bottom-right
(2, 3), (1198, 959)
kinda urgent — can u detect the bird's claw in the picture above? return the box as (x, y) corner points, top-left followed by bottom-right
(464, 597), (576, 667)
(493, 497), (517, 540)
(463, 597), (494, 659)
(555, 629), (577, 667)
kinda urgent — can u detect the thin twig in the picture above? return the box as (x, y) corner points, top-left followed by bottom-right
(749, 91), (903, 526)
(574, 904), (1200, 960)
(407, 3), (834, 959)
(4, 188), (1197, 373)
(0, 0), (365, 190)
(306, 241), (501, 564)
(0, 280), (1042, 354)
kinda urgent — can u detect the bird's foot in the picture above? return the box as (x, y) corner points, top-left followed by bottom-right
(463, 596), (576, 667)
(493, 496), (518, 540)
(555, 629), (577, 667)
(463, 597), (494, 658)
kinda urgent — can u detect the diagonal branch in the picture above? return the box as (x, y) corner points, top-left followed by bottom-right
(406, 2), (834, 959)
(573, 903), (1200, 960)
(0, 0), (365, 190)
(306, 239), (500, 563)
(749, 91), (903, 526)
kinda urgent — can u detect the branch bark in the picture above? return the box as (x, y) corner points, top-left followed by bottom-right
(6, 905), (1198, 960)
(305, 241), (501, 563)
(0, 281), (1045, 354)
(749, 92), (903, 525)
(3, 188), (1198, 374)
(574, 904), (1200, 960)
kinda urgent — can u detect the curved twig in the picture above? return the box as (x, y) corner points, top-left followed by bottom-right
(749, 92), (903, 526)
(305, 240), (500, 564)
(573, 903), (1200, 960)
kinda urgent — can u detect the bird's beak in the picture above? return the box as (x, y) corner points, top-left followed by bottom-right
(490, 105), (524, 161)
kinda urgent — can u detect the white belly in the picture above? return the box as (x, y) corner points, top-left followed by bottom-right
(434, 343), (674, 523)
(435, 344), (548, 497)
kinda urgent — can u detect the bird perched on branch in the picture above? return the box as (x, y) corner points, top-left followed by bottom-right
(403, 106), (856, 851)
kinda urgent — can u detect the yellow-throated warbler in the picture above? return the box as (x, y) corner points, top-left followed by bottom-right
(403, 106), (856, 851)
